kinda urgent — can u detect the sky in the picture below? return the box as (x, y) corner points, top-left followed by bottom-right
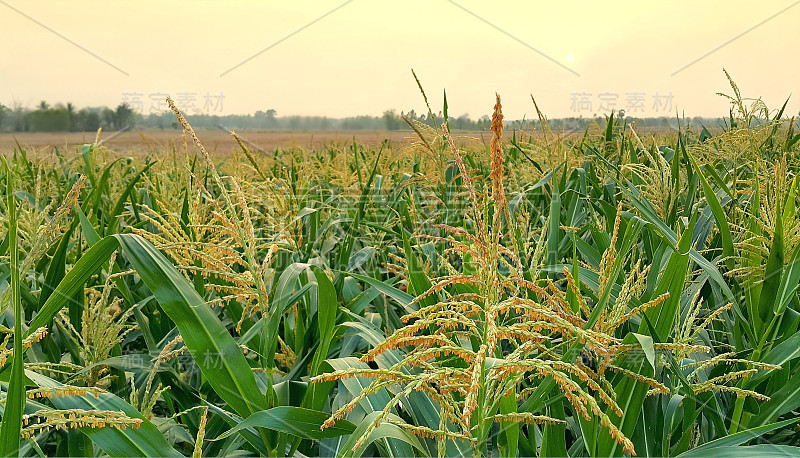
(1, 0), (798, 120)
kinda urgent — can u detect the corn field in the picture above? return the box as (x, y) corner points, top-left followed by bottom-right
(1, 77), (800, 457)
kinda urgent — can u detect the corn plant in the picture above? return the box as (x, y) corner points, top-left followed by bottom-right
(0, 73), (799, 457)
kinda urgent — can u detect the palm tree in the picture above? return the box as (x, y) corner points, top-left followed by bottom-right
(66, 102), (75, 130)
(115, 103), (135, 129)
(0, 104), (7, 130)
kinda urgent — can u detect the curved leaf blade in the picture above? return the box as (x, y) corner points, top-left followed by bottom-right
(26, 371), (180, 457)
(214, 407), (355, 441)
(114, 234), (269, 418)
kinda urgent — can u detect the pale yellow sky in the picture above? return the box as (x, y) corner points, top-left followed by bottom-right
(1, 0), (798, 120)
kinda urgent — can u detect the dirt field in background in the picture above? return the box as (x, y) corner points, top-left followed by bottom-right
(0, 129), (493, 155)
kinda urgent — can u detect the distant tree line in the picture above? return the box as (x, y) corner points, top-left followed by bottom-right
(0, 102), (136, 133)
(0, 101), (744, 133)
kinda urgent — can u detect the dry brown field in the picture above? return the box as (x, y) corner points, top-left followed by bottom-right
(0, 129), (495, 154)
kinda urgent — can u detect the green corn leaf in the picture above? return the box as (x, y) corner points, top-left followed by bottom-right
(305, 265), (338, 411)
(596, 217), (695, 457)
(687, 152), (734, 269)
(335, 147), (382, 286)
(646, 215), (696, 338)
(115, 234), (270, 418)
(265, 263), (311, 374)
(401, 224), (435, 308)
(213, 407), (355, 441)
(107, 161), (156, 234)
(81, 144), (97, 188)
(323, 357), (417, 457)
(37, 220), (76, 311)
(0, 158), (24, 457)
(340, 412), (427, 458)
(92, 158), (123, 219)
(753, 329), (800, 384)
(631, 333), (656, 370)
(676, 418), (799, 457)
(773, 239), (800, 317)
(77, 204), (100, 246)
(759, 202), (785, 325)
(752, 367), (800, 424)
(346, 271), (415, 312)
(26, 371), (180, 457)
(598, 153), (738, 304)
(676, 445), (800, 457)
(27, 237), (120, 336)
(547, 179), (561, 266)
(498, 392), (519, 458)
(540, 395), (567, 458)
